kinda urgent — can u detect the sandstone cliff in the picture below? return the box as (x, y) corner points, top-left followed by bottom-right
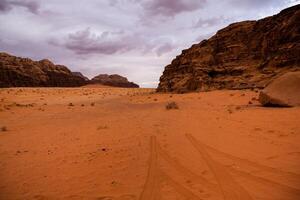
(72, 72), (89, 81)
(157, 5), (300, 93)
(0, 52), (86, 87)
(90, 74), (139, 88)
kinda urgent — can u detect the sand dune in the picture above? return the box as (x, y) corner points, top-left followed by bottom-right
(0, 87), (299, 200)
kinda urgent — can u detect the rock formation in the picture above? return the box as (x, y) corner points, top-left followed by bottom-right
(90, 74), (139, 88)
(0, 52), (139, 88)
(72, 72), (89, 81)
(157, 5), (300, 93)
(259, 71), (300, 107)
(0, 52), (86, 87)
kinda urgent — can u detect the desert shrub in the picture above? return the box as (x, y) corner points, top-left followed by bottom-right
(166, 102), (179, 110)
(97, 125), (108, 130)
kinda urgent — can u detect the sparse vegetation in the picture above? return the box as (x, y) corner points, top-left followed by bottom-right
(97, 125), (108, 130)
(91, 102), (95, 106)
(1, 126), (7, 132)
(235, 106), (241, 110)
(68, 103), (74, 106)
(166, 101), (179, 110)
(14, 103), (35, 107)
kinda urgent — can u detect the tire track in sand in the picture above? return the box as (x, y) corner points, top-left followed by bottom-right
(139, 136), (203, 200)
(186, 134), (253, 200)
(201, 142), (300, 181)
(139, 136), (161, 200)
(161, 171), (203, 200)
(156, 143), (220, 194)
(228, 167), (300, 198)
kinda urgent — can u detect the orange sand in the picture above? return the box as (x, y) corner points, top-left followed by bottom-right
(0, 87), (299, 200)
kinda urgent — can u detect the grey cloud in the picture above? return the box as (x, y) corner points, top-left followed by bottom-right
(109, 0), (139, 6)
(0, 0), (11, 12)
(57, 28), (176, 56)
(11, 0), (39, 14)
(141, 0), (206, 17)
(62, 28), (137, 55)
(195, 16), (228, 28)
(155, 42), (175, 56)
(0, 0), (40, 14)
(229, 0), (288, 8)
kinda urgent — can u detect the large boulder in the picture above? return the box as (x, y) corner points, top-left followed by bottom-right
(157, 5), (300, 93)
(259, 71), (300, 107)
(90, 74), (139, 88)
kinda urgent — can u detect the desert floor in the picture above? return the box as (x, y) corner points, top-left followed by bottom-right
(0, 87), (299, 200)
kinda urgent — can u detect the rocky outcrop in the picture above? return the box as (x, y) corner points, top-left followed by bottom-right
(90, 74), (139, 88)
(157, 5), (300, 93)
(0, 52), (86, 87)
(0, 52), (139, 88)
(259, 71), (300, 107)
(72, 72), (89, 81)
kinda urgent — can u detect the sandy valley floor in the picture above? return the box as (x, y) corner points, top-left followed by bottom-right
(0, 87), (299, 200)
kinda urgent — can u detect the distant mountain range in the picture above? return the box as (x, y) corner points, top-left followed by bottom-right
(90, 74), (139, 88)
(0, 52), (139, 88)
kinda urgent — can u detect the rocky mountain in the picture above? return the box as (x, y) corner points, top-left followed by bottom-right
(157, 5), (300, 93)
(0, 52), (86, 87)
(72, 72), (89, 81)
(90, 74), (139, 88)
(0, 52), (139, 88)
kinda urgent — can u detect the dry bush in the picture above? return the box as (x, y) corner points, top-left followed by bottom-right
(97, 125), (108, 130)
(1, 126), (7, 132)
(166, 102), (179, 110)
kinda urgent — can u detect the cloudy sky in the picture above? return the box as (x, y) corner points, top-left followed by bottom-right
(0, 0), (299, 87)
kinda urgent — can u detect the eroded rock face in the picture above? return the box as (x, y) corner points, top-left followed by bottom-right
(157, 5), (300, 93)
(259, 71), (300, 107)
(90, 74), (139, 88)
(0, 52), (86, 87)
(72, 72), (89, 81)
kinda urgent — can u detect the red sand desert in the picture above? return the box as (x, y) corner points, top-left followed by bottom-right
(0, 87), (300, 200)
